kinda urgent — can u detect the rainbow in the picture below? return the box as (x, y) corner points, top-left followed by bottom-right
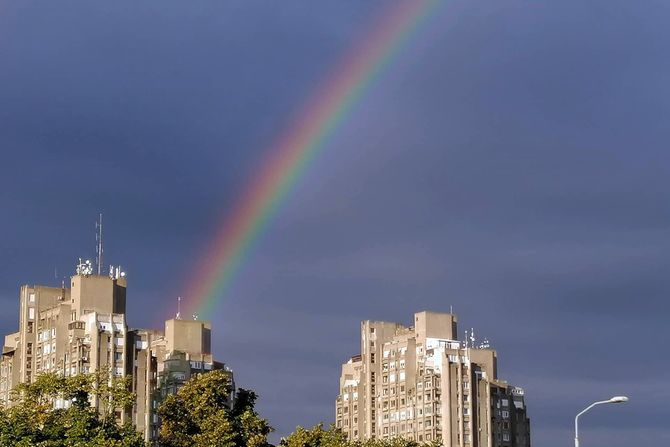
(182, 0), (441, 319)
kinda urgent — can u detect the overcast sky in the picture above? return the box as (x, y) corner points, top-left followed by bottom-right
(1, 1), (669, 446)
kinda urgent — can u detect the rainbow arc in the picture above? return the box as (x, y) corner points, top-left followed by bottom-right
(182, 0), (442, 318)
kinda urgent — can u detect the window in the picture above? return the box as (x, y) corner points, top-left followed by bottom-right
(370, 327), (375, 334)
(502, 410), (509, 419)
(370, 353), (375, 364)
(28, 308), (35, 320)
(502, 433), (510, 442)
(190, 361), (203, 370)
(28, 293), (35, 303)
(27, 322), (34, 334)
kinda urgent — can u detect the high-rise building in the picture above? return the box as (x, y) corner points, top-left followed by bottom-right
(0, 260), (233, 444)
(335, 311), (530, 447)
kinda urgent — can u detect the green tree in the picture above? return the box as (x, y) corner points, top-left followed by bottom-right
(280, 424), (443, 447)
(0, 371), (145, 447)
(280, 423), (348, 447)
(158, 370), (273, 447)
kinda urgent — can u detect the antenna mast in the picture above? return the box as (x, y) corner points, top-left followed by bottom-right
(176, 297), (181, 320)
(95, 213), (103, 276)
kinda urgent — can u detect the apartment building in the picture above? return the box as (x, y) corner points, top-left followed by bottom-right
(0, 260), (233, 444)
(335, 311), (530, 447)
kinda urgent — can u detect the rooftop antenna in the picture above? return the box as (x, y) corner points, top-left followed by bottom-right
(176, 297), (181, 320)
(95, 213), (103, 276)
(450, 305), (453, 314)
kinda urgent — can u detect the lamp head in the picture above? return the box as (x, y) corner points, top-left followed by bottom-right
(609, 396), (629, 403)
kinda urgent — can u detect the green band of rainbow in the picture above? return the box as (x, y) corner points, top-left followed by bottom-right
(183, 0), (441, 318)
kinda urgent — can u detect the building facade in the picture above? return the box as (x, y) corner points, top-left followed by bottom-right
(0, 260), (233, 444)
(335, 311), (530, 447)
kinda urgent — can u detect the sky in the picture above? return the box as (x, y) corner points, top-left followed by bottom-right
(1, 0), (669, 446)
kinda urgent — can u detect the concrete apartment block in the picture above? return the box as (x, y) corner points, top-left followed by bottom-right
(0, 261), (233, 444)
(335, 311), (530, 447)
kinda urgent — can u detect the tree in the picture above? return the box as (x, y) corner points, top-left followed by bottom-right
(280, 423), (348, 447)
(0, 371), (145, 447)
(280, 424), (443, 447)
(158, 370), (273, 447)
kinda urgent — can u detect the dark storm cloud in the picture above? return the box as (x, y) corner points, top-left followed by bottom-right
(1, 1), (668, 446)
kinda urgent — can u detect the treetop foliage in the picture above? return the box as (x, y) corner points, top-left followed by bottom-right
(280, 424), (442, 447)
(158, 369), (273, 447)
(2, 370), (441, 447)
(0, 370), (144, 447)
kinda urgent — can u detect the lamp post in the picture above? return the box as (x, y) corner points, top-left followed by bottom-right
(575, 396), (628, 447)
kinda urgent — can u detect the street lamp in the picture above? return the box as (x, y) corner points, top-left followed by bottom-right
(575, 396), (628, 447)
